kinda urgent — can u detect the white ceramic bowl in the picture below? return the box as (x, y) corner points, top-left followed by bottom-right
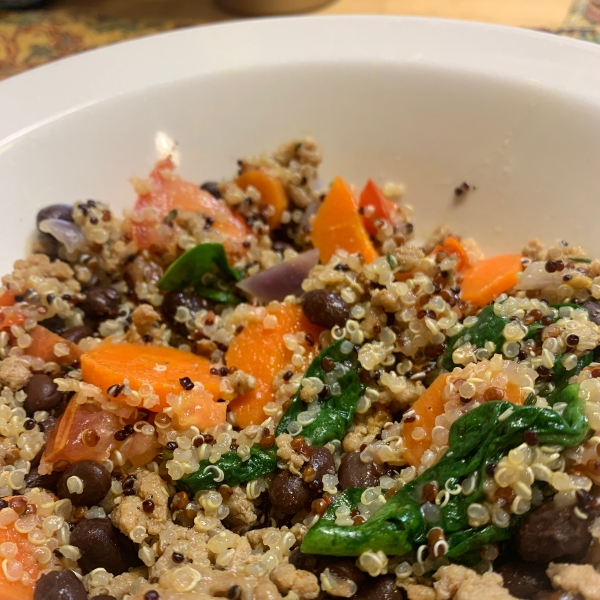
(1, 16), (600, 275)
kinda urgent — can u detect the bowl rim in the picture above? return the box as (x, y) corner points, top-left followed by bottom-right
(2, 15), (600, 148)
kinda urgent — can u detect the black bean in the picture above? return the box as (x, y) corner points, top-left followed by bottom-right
(36, 204), (74, 227)
(289, 548), (320, 573)
(23, 374), (64, 413)
(200, 181), (222, 199)
(61, 325), (94, 344)
(56, 460), (111, 506)
(25, 466), (60, 492)
(70, 518), (142, 574)
(495, 562), (552, 599)
(516, 503), (592, 563)
(319, 556), (367, 586)
(268, 470), (313, 515)
(268, 446), (334, 515)
(161, 291), (214, 336)
(39, 315), (66, 334)
(338, 452), (384, 490)
(353, 575), (406, 600)
(301, 290), (350, 329)
(309, 446), (336, 480)
(34, 570), (87, 600)
(79, 286), (120, 320)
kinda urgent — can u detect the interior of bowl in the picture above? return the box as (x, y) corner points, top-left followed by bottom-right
(1, 16), (600, 274)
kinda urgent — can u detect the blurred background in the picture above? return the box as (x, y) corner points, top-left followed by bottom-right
(1, 0), (599, 79)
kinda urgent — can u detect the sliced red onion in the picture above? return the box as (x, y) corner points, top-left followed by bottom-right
(514, 261), (563, 291)
(39, 219), (85, 253)
(237, 249), (319, 302)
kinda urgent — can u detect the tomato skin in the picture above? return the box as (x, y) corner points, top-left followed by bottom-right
(132, 158), (250, 258)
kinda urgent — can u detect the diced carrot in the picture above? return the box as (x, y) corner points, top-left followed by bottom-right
(358, 179), (398, 236)
(132, 158), (250, 259)
(311, 177), (378, 265)
(39, 398), (121, 473)
(227, 304), (322, 428)
(0, 290), (18, 308)
(80, 342), (222, 413)
(26, 325), (82, 366)
(460, 254), (523, 306)
(403, 375), (526, 467)
(0, 506), (41, 600)
(403, 373), (451, 468)
(172, 388), (227, 431)
(433, 236), (470, 272)
(235, 169), (288, 229)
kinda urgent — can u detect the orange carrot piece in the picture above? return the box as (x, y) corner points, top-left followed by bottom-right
(236, 169), (289, 229)
(227, 304), (322, 428)
(403, 375), (526, 467)
(80, 342), (222, 412)
(39, 398), (122, 472)
(358, 179), (398, 236)
(311, 177), (378, 264)
(26, 325), (82, 366)
(403, 373), (451, 468)
(0, 509), (40, 600)
(433, 236), (470, 272)
(460, 254), (523, 306)
(133, 158), (250, 258)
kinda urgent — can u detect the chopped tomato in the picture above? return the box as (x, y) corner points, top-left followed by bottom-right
(26, 325), (82, 366)
(358, 179), (398, 236)
(132, 158), (250, 259)
(39, 399), (121, 473)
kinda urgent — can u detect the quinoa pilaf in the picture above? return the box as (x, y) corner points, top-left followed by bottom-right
(2, 138), (600, 600)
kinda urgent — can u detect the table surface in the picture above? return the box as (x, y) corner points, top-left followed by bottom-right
(52, 0), (575, 28)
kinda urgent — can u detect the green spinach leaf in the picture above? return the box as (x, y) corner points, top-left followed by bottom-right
(158, 243), (243, 303)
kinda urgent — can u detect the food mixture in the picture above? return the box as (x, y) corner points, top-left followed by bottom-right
(0, 138), (599, 600)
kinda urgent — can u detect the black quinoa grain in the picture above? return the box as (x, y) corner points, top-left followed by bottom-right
(166, 441), (178, 451)
(523, 431), (539, 446)
(172, 552), (184, 563)
(114, 430), (127, 441)
(566, 334), (580, 347)
(485, 461), (497, 476)
(142, 499), (154, 513)
(107, 384), (124, 398)
(321, 357), (335, 371)
(227, 585), (242, 600)
(179, 377), (194, 390)
(545, 260), (558, 273)
(283, 370), (294, 381)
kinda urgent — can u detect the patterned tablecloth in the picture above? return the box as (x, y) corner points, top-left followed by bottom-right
(0, 0), (599, 80)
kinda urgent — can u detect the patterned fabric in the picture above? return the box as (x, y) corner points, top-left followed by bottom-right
(0, 1), (599, 81)
(0, 10), (201, 79)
